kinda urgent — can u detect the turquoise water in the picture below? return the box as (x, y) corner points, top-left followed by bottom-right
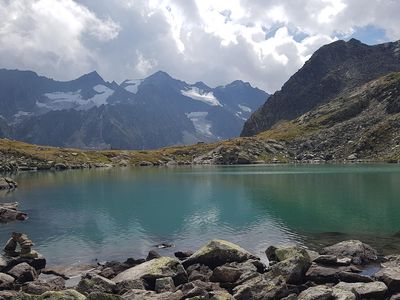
(1, 164), (400, 265)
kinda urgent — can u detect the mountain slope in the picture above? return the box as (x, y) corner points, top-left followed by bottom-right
(256, 72), (400, 161)
(242, 39), (400, 136)
(0, 69), (268, 149)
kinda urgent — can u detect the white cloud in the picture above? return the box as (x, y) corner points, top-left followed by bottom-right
(1, 0), (399, 93)
(0, 0), (120, 79)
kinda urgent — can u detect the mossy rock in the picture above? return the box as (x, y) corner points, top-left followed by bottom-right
(112, 257), (187, 287)
(183, 239), (258, 269)
(15, 289), (86, 300)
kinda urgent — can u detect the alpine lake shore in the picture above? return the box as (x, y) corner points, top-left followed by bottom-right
(1, 167), (400, 299)
(1, 135), (400, 299)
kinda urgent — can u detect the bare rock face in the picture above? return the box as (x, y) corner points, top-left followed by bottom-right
(335, 281), (388, 299)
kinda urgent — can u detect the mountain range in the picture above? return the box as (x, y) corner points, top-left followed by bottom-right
(0, 69), (268, 150)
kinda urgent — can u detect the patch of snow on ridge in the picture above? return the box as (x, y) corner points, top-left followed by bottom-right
(123, 79), (142, 94)
(238, 104), (251, 112)
(181, 87), (222, 106)
(39, 85), (113, 111)
(186, 112), (213, 136)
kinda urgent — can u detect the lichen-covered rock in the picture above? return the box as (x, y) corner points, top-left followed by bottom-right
(375, 267), (400, 293)
(210, 265), (242, 283)
(87, 292), (123, 300)
(154, 276), (175, 293)
(267, 246), (311, 284)
(232, 275), (289, 300)
(321, 240), (378, 265)
(298, 285), (333, 300)
(335, 281), (388, 299)
(183, 240), (258, 269)
(21, 277), (65, 295)
(77, 275), (116, 296)
(112, 257), (187, 288)
(121, 289), (183, 300)
(15, 289), (86, 300)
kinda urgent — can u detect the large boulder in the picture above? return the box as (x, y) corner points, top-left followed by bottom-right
(183, 240), (258, 269)
(232, 275), (289, 300)
(15, 289), (86, 299)
(0, 272), (15, 290)
(305, 264), (361, 284)
(121, 289), (183, 300)
(320, 240), (378, 265)
(267, 246), (312, 284)
(375, 267), (400, 293)
(21, 277), (65, 295)
(298, 285), (333, 300)
(7, 263), (37, 283)
(112, 257), (187, 288)
(77, 274), (116, 296)
(335, 281), (388, 299)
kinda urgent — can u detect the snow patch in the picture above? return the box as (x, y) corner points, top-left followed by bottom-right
(186, 112), (213, 136)
(238, 104), (251, 112)
(39, 85), (114, 111)
(14, 111), (31, 118)
(181, 87), (222, 106)
(124, 79), (142, 94)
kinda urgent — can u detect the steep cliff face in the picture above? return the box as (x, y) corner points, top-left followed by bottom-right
(242, 39), (400, 136)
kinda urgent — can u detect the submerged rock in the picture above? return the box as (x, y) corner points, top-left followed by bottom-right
(182, 240), (258, 269)
(0, 178), (17, 190)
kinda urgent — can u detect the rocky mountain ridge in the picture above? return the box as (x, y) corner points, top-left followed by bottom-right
(242, 38), (400, 137)
(0, 69), (268, 150)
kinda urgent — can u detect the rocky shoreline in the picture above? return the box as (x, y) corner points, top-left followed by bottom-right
(1, 237), (400, 299)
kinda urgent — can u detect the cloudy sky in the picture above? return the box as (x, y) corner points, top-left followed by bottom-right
(1, 0), (399, 93)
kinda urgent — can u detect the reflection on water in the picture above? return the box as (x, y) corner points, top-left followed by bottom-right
(1, 164), (400, 264)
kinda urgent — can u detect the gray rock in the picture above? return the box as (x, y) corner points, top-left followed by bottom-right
(233, 275), (289, 300)
(338, 271), (373, 283)
(375, 267), (400, 293)
(16, 289), (86, 299)
(321, 240), (378, 265)
(0, 273), (14, 290)
(154, 277), (175, 293)
(122, 289), (184, 300)
(298, 285), (333, 300)
(335, 281), (388, 299)
(115, 279), (146, 295)
(183, 240), (258, 269)
(268, 246), (311, 284)
(331, 288), (357, 300)
(305, 264), (358, 283)
(146, 250), (161, 261)
(87, 292), (123, 300)
(76, 274), (116, 296)
(0, 290), (18, 300)
(112, 257), (187, 287)
(210, 265), (242, 283)
(21, 277), (65, 295)
(7, 263), (37, 283)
